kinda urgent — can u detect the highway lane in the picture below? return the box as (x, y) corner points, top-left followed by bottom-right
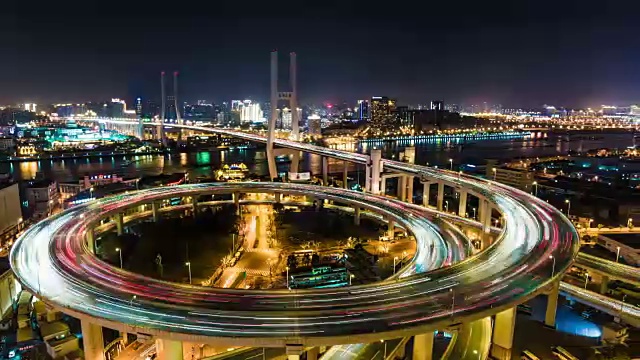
(11, 126), (580, 347)
(575, 252), (640, 286)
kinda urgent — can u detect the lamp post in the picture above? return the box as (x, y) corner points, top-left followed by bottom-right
(549, 255), (556, 277)
(532, 181), (538, 197)
(616, 246), (621, 263)
(185, 262), (192, 284)
(584, 273), (589, 289)
(286, 266), (290, 289)
(116, 248), (123, 268)
(445, 200), (449, 213)
(492, 168), (497, 181)
(565, 199), (571, 218)
(349, 273), (354, 286)
(472, 207), (477, 220)
(449, 158), (453, 171)
(380, 340), (387, 359)
(450, 288), (455, 317)
(130, 295), (137, 306)
(393, 256), (399, 275)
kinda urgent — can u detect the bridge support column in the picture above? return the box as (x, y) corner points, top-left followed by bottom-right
(398, 176), (406, 201)
(480, 199), (491, 249)
(115, 213), (124, 236)
(233, 192), (240, 214)
(436, 182), (444, 211)
(86, 229), (95, 254)
(191, 197), (198, 217)
(413, 332), (434, 360)
(458, 191), (467, 218)
(387, 219), (395, 240)
(422, 182), (430, 207)
(274, 192), (282, 203)
(354, 207), (361, 225)
(600, 275), (609, 294)
(286, 345), (304, 360)
(367, 149), (382, 194)
(152, 202), (159, 223)
(307, 347), (319, 360)
(156, 339), (183, 360)
(491, 307), (516, 360)
(120, 331), (128, 346)
(290, 151), (300, 174)
(380, 176), (387, 195)
(322, 156), (328, 186)
(406, 176), (414, 203)
(343, 161), (349, 189)
(545, 281), (560, 328)
(81, 320), (104, 360)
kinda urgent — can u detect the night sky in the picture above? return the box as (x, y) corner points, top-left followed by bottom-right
(1, 0), (639, 108)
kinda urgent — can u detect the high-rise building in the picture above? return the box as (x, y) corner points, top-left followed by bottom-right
(357, 100), (369, 121)
(370, 96), (397, 132)
(307, 114), (321, 136)
(240, 100), (264, 124)
(135, 98), (143, 116)
(23, 103), (37, 113)
(231, 100), (243, 112)
(430, 101), (444, 111)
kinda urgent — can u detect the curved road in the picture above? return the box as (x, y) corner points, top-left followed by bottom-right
(11, 124), (580, 347)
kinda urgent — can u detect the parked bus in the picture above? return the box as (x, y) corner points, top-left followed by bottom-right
(520, 350), (540, 360)
(551, 346), (579, 360)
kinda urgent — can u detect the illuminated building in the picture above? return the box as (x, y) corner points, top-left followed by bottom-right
(430, 100), (444, 111)
(23, 103), (37, 113)
(370, 96), (397, 132)
(357, 100), (369, 120)
(307, 114), (321, 136)
(631, 105), (640, 116)
(231, 100), (243, 111)
(239, 100), (264, 124)
(25, 180), (59, 220)
(280, 107), (292, 129)
(135, 98), (142, 116)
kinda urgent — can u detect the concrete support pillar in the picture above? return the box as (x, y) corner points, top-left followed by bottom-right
(156, 339), (183, 360)
(436, 182), (445, 211)
(343, 161), (349, 189)
(406, 176), (414, 203)
(600, 275), (609, 294)
(115, 213), (124, 236)
(491, 308), (516, 360)
(387, 219), (395, 240)
(286, 345), (303, 360)
(413, 332), (434, 360)
(368, 149), (382, 194)
(290, 152), (300, 174)
(120, 331), (128, 346)
(380, 176), (387, 196)
(398, 176), (406, 201)
(307, 347), (319, 360)
(275, 192), (282, 203)
(422, 182), (430, 207)
(233, 192), (240, 214)
(81, 320), (104, 360)
(354, 207), (361, 225)
(86, 229), (95, 254)
(545, 281), (560, 328)
(191, 197), (198, 217)
(458, 191), (468, 218)
(152, 202), (159, 223)
(322, 156), (328, 186)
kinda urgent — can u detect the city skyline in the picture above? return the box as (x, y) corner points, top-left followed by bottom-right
(2, 1), (640, 108)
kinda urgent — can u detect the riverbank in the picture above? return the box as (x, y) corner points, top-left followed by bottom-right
(0, 149), (168, 163)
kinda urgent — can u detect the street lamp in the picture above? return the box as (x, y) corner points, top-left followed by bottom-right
(116, 248), (123, 268)
(549, 255), (556, 277)
(589, 219), (593, 228)
(380, 340), (387, 359)
(445, 200), (449, 213)
(286, 266), (290, 289)
(492, 168), (497, 181)
(130, 295), (137, 306)
(450, 288), (455, 317)
(449, 158), (453, 171)
(616, 246), (621, 263)
(349, 273), (354, 286)
(185, 262), (192, 284)
(472, 207), (477, 220)
(565, 199), (571, 217)
(393, 256), (399, 275)
(532, 181), (538, 197)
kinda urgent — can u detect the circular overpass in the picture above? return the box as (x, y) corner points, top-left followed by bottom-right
(11, 177), (578, 347)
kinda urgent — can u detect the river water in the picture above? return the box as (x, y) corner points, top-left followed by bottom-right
(3, 131), (636, 183)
